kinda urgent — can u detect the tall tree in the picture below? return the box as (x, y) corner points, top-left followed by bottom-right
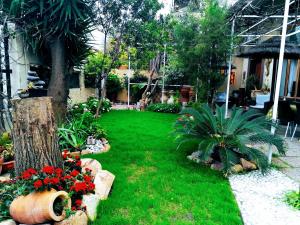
(93, 0), (161, 115)
(171, 0), (230, 101)
(9, 0), (96, 119)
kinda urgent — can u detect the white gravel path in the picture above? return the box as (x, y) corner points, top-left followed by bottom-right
(229, 169), (300, 225)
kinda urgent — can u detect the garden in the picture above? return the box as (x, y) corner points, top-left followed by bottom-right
(0, 0), (300, 225)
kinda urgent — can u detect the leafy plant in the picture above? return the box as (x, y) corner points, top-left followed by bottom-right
(69, 97), (111, 118)
(174, 105), (286, 175)
(59, 111), (107, 151)
(285, 191), (300, 210)
(147, 103), (181, 113)
(0, 133), (14, 161)
(106, 73), (123, 101)
(0, 181), (18, 222)
(58, 127), (86, 151)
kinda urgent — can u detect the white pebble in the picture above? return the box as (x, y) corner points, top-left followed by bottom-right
(229, 169), (300, 225)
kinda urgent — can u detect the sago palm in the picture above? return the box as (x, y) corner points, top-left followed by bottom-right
(174, 104), (285, 174)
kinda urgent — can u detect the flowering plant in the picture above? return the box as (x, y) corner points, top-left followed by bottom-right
(17, 153), (95, 210)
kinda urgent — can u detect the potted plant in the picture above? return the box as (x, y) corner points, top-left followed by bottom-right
(1, 145), (15, 173)
(6, 156), (95, 224)
(0, 133), (14, 174)
(0, 154), (3, 174)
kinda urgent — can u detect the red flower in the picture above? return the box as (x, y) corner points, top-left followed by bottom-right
(70, 170), (80, 177)
(43, 177), (51, 185)
(50, 177), (59, 185)
(27, 168), (37, 175)
(63, 149), (69, 154)
(63, 175), (72, 180)
(58, 186), (63, 190)
(75, 156), (80, 160)
(75, 199), (82, 206)
(42, 166), (55, 175)
(83, 175), (92, 183)
(87, 182), (95, 191)
(34, 180), (43, 189)
(71, 207), (76, 211)
(76, 160), (81, 167)
(21, 171), (31, 180)
(73, 182), (88, 192)
(63, 154), (68, 160)
(55, 168), (63, 176)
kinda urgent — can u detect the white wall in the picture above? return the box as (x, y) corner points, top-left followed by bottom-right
(4, 23), (42, 98)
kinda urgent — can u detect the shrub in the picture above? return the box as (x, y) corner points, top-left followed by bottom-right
(147, 103), (181, 113)
(285, 191), (300, 210)
(174, 105), (286, 175)
(58, 112), (107, 151)
(69, 97), (111, 118)
(106, 73), (123, 101)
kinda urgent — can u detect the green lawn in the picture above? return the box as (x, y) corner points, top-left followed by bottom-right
(88, 110), (242, 225)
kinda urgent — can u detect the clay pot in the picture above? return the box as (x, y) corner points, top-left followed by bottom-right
(119, 65), (128, 70)
(10, 189), (71, 224)
(2, 160), (14, 173)
(0, 156), (4, 174)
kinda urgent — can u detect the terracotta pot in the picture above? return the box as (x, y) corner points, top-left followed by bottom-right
(119, 65), (128, 70)
(2, 160), (14, 173)
(10, 189), (71, 224)
(0, 156), (4, 174)
(180, 86), (190, 103)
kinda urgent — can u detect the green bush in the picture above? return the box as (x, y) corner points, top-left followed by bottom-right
(106, 73), (123, 101)
(58, 111), (107, 151)
(285, 191), (300, 210)
(147, 103), (181, 113)
(69, 97), (111, 118)
(174, 105), (286, 175)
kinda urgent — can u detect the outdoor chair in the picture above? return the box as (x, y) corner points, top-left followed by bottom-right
(285, 102), (300, 141)
(250, 94), (270, 110)
(214, 92), (227, 107)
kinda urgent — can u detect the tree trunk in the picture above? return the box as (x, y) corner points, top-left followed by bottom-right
(141, 54), (161, 108)
(47, 37), (68, 122)
(11, 97), (63, 176)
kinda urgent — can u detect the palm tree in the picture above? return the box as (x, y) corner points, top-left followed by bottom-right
(9, 0), (96, 119)
(174, 105), (286, 175)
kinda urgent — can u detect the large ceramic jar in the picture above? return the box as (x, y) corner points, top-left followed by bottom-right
(10, 189), (71, 224)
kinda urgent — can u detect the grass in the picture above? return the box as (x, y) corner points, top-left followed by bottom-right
(87, 110), (242, 225)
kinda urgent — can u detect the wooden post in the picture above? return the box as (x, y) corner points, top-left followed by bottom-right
(11, 97), (63, 176)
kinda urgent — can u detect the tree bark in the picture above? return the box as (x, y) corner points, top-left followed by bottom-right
(47, 37), (68, 122)
(11, 97), (63, 176)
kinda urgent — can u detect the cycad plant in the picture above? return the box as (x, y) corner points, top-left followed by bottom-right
(174, 105), (285, 174)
